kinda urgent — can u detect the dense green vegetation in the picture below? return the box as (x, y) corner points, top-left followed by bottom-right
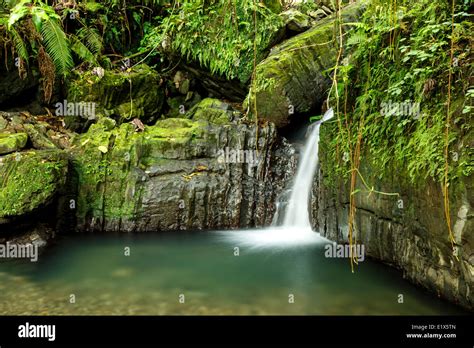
(325, 0), (472, 184)
(0, 0), (472, 197)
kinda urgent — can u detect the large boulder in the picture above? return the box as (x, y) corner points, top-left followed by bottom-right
(66, 64), (164, 131)
(280, 9), (312, 33)
(0, 150), (68, 220)
(186, 98), (241, 125)
(71, 111), (295, 232)
(246, 3), (362, 127)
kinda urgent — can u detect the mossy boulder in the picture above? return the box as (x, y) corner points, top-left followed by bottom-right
(0, 132), (28, 155)
(280, 9), (312, 32)
(71, 116), (295, 232)
(0, 150), (68, 219)
(246, 3), (362, 127)
(165, 92), (202, 118)
(24, 124), (57, 150)
(66, 64), (164, 131)
(187, 98), (240, 125)
(264, 0), (283, 13)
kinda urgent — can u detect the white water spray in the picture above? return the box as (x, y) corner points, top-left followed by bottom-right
(216, 109), (334, 249)
(282, 108), (334, 228)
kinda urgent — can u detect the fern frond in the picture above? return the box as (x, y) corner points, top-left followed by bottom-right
(76, 27), (103, 54)
(6, 0), (29, 29)
(347, 31), (367, 47)
(70, 34), (97, 65)
(8, 26), (29, 63)
(41, 18), (73, 76)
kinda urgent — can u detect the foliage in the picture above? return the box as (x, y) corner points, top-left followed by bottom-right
(326, 0), (473, 184)
(140, 0), (284, 82)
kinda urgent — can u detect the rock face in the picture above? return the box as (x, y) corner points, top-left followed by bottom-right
(71, 110), (296, 232)
(66, 64), (164, 131)
(247, 3), (362, 127)
(0, 57), (40, 107)
(0, 132), (28, 155)
(280, 9), (312, 33)
(311, 128), (474, 311)
(0, 150), (68, 221)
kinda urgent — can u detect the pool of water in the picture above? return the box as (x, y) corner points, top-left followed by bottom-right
(0, 230), (466, 315)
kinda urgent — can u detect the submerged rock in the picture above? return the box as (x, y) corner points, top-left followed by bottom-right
(71, 115), (295, 232)
(246, 3), (362, 127)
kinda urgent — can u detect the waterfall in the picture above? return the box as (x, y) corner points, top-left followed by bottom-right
(215, 109), (333, 249)
(282, 108), (334, 228)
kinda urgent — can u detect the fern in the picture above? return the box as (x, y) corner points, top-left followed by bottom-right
(8, 26), (28, 63)
(76, 26), (103, 54)
(6, 0), (29, 28)
(70, 34), (97, 65)
(41, 18), (73, 76)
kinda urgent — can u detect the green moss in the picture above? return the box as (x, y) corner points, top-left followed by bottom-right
(323, 0), (472, 188)
(23, 124), (57, 150)
(66, 64), (164, 126)
(0, 150), (67, 218)
(72, 118), (215, 222)
(246, 4), (361, 126)
(187, 98), (233, 125)
(0, 132), (28, 155)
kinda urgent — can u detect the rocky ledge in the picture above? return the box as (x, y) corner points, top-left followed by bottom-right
(0, 98), (296, 235)
(311, 127), (474, 311)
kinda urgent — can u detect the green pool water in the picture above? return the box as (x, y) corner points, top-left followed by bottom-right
(0, 230), (466, 315)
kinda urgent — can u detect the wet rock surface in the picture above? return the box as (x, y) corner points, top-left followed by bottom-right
(311, 128), (474, 311)
(72, 113), (296, 232)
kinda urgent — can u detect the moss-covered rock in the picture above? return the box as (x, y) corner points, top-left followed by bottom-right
(0, 150), (68, 218)
(312, 124), (474, 311)
(0, 132), (28, 155)
(165, 92), (202, 118)
(280, 9), (312, 32)
(71, 115), (295, 232)
(187, 98), (240, 125)
(66, 64), (164, 131)
(24, 124), (57, 150)
(246, 3), (362, 127)
(0, 116), (7, 130)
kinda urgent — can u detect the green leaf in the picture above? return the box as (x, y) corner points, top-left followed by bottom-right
(8, 26), (29, 63)
(41, 19), (73, 76)
(70, 35), (97, 65)
(7, 0), (29, 29)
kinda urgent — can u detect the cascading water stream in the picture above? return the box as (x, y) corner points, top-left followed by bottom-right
(282, 108), (334, 228)
(216, 109), (334, 249)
